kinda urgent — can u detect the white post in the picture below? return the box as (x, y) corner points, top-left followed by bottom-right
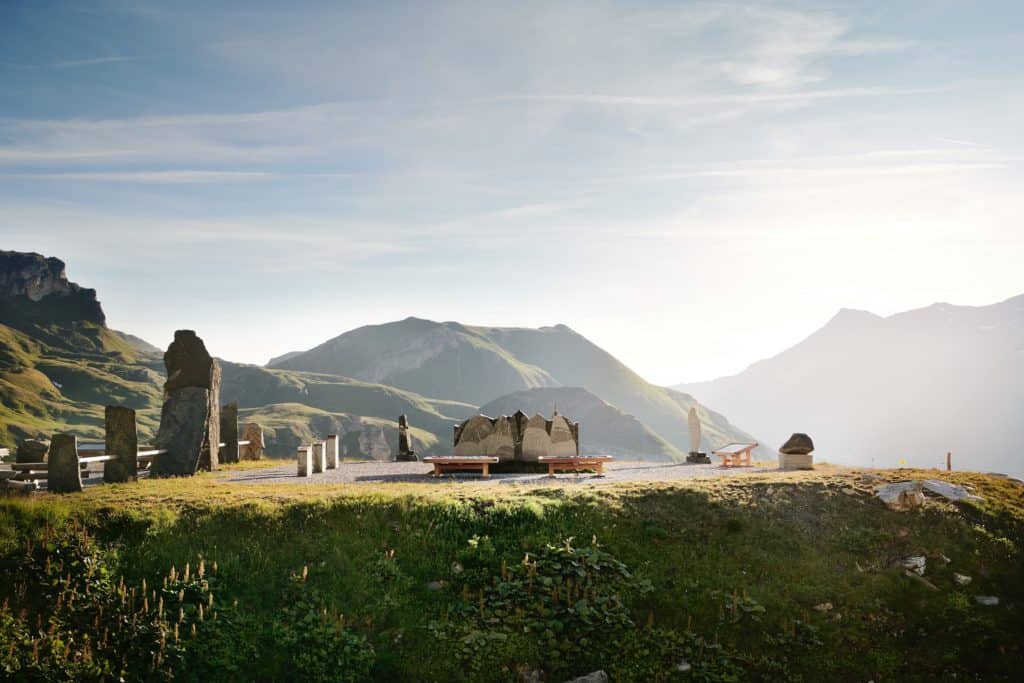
(326, 434), (339, 469)
(312, 441), (326, 473)
(297, 445), (312, 477)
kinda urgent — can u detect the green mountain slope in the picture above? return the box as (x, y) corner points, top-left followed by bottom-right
(277, 318), (758, 456)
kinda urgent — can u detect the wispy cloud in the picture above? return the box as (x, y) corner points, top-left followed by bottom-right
(4, 170), (276, 183)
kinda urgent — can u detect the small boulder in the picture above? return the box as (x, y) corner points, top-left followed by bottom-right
(974, 595), (999, 606)
(953, 573), (972, 586)
(901, 556), (926, 576)
(780, 433), (814, 455)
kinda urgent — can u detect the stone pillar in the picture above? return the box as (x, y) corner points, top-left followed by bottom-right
(152, 330), (221, 477)
(103, 406), (138, 483)
(297, 445), (312, 477)
(325, 434), (339, 469)
(219, 402), (240, 464)
(396, 414), (416, 461)
(312, 441), (326, 473)
(48, 433), (83, 493)
(241, 423), (264, 460)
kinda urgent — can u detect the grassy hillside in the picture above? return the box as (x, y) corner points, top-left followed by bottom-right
(0, 321), (164, 449)
(275, 318), (759, 457)
(274, 318), (558, 405)
(478, 386), (683, 460)
(0, 468), (1021, 681)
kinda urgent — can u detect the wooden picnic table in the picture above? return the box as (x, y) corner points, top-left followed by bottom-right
(422, 456), (499, 478)
(538, 455), (613, 477)
(712, 442), (758, 467)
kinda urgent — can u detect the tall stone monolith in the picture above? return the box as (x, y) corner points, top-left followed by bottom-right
(220, 402), (239, 464)
(152, 330), (221, 477)
(241, 423), (264, 460)
(685, 407), (710, 464)
(103, 405), (138, 483)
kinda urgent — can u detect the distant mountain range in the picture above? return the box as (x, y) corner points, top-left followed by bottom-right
(1, 250), (755, 461)
(678, 295), (1024, 475)
(272, 318), (757, 456)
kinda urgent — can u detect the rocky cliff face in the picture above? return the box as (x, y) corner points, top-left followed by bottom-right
(0, 250), (105, 325)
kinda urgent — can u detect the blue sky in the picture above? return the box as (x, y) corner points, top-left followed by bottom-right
(1, 0), (1022, 384)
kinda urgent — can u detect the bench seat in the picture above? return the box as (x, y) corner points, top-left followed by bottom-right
(422, 456), (499, 478)
(538, 455), (613, 477)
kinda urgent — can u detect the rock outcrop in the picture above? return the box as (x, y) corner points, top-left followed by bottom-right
(0, 250), (105, 325)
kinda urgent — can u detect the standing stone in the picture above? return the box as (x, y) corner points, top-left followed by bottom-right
(47, 433), (82, 493)
(511, 410), (528, 460)
(454, 415), (495, 457)
(312, 441), (326, 473)
(485, 416), (517, 461)
(103, 406), (138, 483)
(152, 388), (211, 477)
(325, 434), (339, 469)
(16, 439), (49, 464)
(219, 402), (240, 464)
(152, 330), (221, 477)
(241, 423), (264, 460)
(396, 414), (416, 461)
(297, 445), (313, 477)
(686, 407), (710, 463)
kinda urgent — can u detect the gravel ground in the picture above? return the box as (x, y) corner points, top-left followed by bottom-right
(219, 460), (777, 487)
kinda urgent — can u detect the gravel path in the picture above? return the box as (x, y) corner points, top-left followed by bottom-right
(219, 460), (776, 487)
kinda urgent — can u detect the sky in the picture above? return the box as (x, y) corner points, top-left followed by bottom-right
(1, 0), (1022, 386)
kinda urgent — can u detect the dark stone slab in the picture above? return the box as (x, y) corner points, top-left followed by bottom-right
(163, 330), (216, 393)
(686, 452), (711, 464)
(152, 387), (211, 477)
(16, 439), (48, 463)
(103, 406), (138, 483)
(219, 401), (239, 464)
(48, 433), (82, 493)
(780, 433), (815, 455)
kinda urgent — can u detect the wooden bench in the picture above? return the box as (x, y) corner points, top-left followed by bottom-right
(712, 442), (758, 467)
(538, 455), (613, 477)
(422, 456), (499, 478)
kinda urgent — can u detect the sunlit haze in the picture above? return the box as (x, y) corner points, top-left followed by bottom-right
(2, 0), (1021, 384)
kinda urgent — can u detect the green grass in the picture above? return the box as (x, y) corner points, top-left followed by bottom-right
(1, 467), (1022, 681)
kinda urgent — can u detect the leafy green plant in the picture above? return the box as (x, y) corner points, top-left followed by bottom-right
(272, 566), (375, 682)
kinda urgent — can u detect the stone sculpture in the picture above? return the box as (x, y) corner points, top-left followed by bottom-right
(47, 434), (82, 493)
(685, 407), (710, 464)
(16, 439), (49, 464)
(152, 330), (221, 477)
(454, 409), (581, 462)
(396, 414), (416, 461)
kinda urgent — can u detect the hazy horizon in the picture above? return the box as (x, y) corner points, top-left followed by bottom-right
(2, 0), (1022, 385)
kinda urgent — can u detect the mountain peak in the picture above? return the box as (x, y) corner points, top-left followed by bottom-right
(0, 250), (105, 325)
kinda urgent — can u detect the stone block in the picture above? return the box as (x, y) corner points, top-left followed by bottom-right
(48, 433), (82, 493)
(297, 445), (313, 477)
(241, 423), (264, 460)
(778, 452), (814, 470)
(325, 434), (339, 469)
(152, 387), (211, 477)
(312, 441), (326, 473)
(103, 405), (138, 483)
(219, 402), (239, 464)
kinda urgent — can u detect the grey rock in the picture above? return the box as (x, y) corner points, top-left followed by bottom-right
(780, 433), (814, 455)
(396, 414), (416, 461)
(163, 330), (216, 393)
(241, 423), (264, 460)
(152, 387), (211, 477)
(16, 439), (49, 464)
(565, 672), (608, 683)
(103, 405), (138, 483)
(974, 595), (999, 606)
(47, 433), (82, 494)
(953, 573), (972, 586)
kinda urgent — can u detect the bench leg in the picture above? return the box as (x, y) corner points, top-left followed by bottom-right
(482, 464), (490, 478)
(432, 464), (441, 478)
(596, 462), (604, 476)
(547, 464), (556, 478)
